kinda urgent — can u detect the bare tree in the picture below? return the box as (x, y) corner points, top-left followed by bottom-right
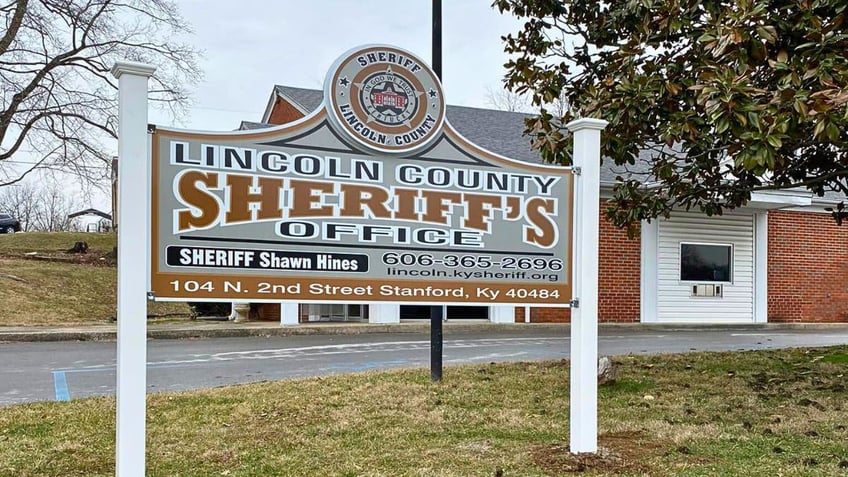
(0, 178), (80, 231)
(32, 181), (79, 231)
(0, 0), (201, 187)
(485, 84), (569, 116)
(0, 180), (36, 230)
(544, 91), (570, 118)
(485, 85), (531, 113)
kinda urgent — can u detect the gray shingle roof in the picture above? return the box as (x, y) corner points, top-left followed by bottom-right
(274, 86), (323, 113)
(239, 120), (270, 130)
(261, 85), (632, 183)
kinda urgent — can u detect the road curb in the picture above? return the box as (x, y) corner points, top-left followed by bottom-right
(0, 330), (119, 342)
(1, 321), (847, 343)
(0, 322), (569, 343)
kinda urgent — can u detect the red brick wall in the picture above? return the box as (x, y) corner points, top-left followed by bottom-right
(528, 207), (641, 323)
(267, 97), (305, 125)
(256, 303), (280, 321)
(528, 307), (570, 323)
(768, 210), (848, 322)
(598, 217), (642, 322)
(255, 303), (309, 322)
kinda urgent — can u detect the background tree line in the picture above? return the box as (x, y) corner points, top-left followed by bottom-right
(0, 180), (83, 232)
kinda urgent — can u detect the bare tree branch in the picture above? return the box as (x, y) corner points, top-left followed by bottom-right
(0, 0), (201, 189)
(0, 0), (28, 55)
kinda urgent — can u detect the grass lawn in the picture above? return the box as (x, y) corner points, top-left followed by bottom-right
(0, 231), (118, 255)
(1, 347), (846, 476)
(0, 232), (191, 325)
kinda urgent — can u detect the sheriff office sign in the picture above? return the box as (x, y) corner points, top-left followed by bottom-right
(150, 45), (574, 305)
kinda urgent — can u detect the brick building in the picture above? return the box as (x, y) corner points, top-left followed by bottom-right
(240, 85), (847, 325)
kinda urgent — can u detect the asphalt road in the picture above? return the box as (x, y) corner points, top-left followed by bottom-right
(2, 327), (848, 406)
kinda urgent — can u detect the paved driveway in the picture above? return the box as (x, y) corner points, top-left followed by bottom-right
(2, 326), (847, 406)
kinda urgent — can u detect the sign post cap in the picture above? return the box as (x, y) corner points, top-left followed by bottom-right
(111, 61), (156, 79)
(566, 118), (609, 132)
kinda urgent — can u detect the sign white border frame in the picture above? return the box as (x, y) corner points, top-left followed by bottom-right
(111, 62), (607, 476)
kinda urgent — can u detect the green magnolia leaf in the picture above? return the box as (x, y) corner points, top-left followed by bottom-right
(716, 117), (730, 134)
(825, 122), (841, 142)
(814, 119), (827, 138)
(756, 25), (777, 43)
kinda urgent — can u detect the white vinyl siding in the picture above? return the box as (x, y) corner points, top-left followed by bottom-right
(656, 211), (755, 323)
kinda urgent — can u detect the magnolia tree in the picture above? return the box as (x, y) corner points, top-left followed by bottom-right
(0, 0), (200, 186)
(494, 0), (848, 228)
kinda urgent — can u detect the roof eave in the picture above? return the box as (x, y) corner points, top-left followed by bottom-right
(260, 90), (280, 123)
(747, 190), (813, 210)
(810, 196), (846, 207)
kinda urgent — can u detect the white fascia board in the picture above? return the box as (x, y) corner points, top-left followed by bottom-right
(748, 190), (812, 209)
(602, 179), (819, 212)
(783, 204), (840, 214)
(811, 196), (846, 207)
(260, 90), (280, 123)
(600, 181), (616, 199)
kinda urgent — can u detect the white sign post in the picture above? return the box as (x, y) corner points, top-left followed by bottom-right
(566, 118), (608, 453)
(112, 61), (155, 477)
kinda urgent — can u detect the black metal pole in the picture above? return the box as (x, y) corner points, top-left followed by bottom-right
(432, 0), (442, 79)
(430, 0), (443, 383)
(430, 304), (443, 382)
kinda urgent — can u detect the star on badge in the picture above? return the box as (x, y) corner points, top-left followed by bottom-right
(428, 88), (438, 99)
(338, 76), (350, 87)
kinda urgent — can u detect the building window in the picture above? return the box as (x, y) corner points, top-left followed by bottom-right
(680, 243), (732, 282)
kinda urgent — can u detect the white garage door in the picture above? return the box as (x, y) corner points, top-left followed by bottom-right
(656, 211), (754, 323)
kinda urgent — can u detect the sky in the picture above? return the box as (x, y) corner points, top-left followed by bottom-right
(159, 0), (524, 131)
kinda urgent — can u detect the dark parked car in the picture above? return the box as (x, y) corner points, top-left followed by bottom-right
(0, 213), (21, 233)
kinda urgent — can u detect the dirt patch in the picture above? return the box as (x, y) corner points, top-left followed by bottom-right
(7, 251), (116, 266)
(747, 361), (847, 399)
(530, 431), (669, 475)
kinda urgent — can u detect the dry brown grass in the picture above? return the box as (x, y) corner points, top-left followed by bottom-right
(0, 257), (190, 325)
(0, 231), (117, 255)
(0, 232), (191, 325)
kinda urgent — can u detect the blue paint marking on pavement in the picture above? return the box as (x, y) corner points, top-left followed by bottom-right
(52, 370), (71, 402)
